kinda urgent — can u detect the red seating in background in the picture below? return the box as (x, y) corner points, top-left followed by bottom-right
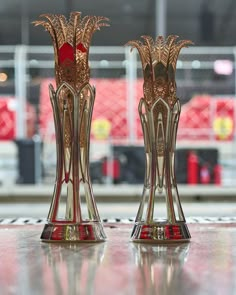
(179, 94), (235, 141)
(1, 80), (235, 141)
(0, 97), (36, 140)
(39, 78), (143, 140)
(39, 79), (235, 142)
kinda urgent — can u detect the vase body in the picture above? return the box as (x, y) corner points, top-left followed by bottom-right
(34, 12), (109, 242)
(127, 35), (193, 243)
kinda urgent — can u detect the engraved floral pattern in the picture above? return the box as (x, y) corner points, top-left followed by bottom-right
(33, 12), (109, 90)
(127, 35), (193, 109)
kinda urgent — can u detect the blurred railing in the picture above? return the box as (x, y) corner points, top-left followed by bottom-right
(0, 45), (236, 138)
(0, 45), (236, 185)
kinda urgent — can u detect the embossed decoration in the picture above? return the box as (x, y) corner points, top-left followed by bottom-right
(127, 35), (193, 243)
(34, 13), (109, 88)
(127, 35), (193, 108)
(33, 13), (109, 242)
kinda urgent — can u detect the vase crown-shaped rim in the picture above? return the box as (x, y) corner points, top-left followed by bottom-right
(33, 12), (109, 88)
(127, 35), (193, 108)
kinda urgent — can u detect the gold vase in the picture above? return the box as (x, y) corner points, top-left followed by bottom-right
(33, 12), (109, 242)
(127, 35), (193, 243)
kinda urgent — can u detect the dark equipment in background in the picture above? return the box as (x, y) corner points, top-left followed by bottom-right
(113, 145), (145, 184)
(15, 136), (42, 184)
(176, 148), (219, 184)
(91, 146), (220, 185)
(90, 145), (145, 184)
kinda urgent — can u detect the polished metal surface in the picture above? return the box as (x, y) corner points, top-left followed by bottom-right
(131, 222), (191, 243)
(127, 36), (193, 242)
(41, 222), (106, 242)
(33, 13), (109, 242)
(0, 223), (236, 295)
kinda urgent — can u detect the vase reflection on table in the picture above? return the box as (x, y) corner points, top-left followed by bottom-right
(132, 243), (190, 293)
(41, 242), (106, 293)
(33, 12), (109, 242)
(127, 35), (193, 243)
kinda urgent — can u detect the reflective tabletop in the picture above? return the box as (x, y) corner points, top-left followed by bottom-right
(0, 223), (236, 295)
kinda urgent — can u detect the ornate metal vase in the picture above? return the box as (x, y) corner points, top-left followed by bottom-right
(127, 35), (193, 243)
(34, 12), (109, 242)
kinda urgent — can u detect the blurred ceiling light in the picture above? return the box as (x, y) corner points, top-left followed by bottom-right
(100, 60), (109, 67)
(214, 60), (233, 75)
(192, 60), (201, 69)
(29, 59), (39, 66)
(0, 72), (8, 82)
(177, 60), (183, 68)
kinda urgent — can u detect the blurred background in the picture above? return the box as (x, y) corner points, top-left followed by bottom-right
(0, 0), (236, 219)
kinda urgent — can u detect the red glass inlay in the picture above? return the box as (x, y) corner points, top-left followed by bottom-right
(165, 225), (182, 239)
(51, 226), (64, 240)
(59, 43), (74, 64)
(78, 224), (95, 240)
(77, 42), (87, 53)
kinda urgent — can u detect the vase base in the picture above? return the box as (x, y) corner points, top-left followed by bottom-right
(131, 222), (191, 243)
(41, 222), (106, 242)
